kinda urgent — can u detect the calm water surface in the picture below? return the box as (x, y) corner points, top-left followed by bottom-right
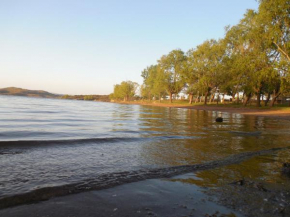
(0, 95), (290, 199)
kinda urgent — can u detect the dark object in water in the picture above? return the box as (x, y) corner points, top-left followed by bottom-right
(216, 112), (223, 122)
(216, 117), (223, 122)
(231, 178), (245, 186)
(282, 163), (290, 176)
(255, 182), (267, 192)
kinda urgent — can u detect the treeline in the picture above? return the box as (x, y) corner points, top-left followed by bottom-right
(61, 94), (110, 101)
(110, 0), (290, 107)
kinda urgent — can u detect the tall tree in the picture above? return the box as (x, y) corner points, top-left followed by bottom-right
(257, 0), (290, 106)
(258, 0), (290, 63)
(158, 49), (186, 103)
(191, 39), (225, 105)
(141, 65), (158, 100)
(224, 10), (274, 107)
(183, 49), (201, 104)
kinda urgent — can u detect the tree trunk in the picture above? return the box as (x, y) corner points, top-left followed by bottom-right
(216, 93), (220, 105)
(256, 91), (261, 107)
(221, 94), (225, 104)
(233, 85), (240, 103)
(189, 94), (193, 104)
(124, 95), (129, 101)
(270, 92), (281, 107)
(204, 92), (209, 105)
(243, 93), (252, 106)
(232, 92), (236, 103)
(264, 93), (271, 106)
(170, 93), (173, 103)
(159, 93), (161, 103)
(195, 96), (199, 103)
(209, 94), (214, 103)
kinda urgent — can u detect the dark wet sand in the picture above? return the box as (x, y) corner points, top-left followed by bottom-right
(0, 176), (242, 217)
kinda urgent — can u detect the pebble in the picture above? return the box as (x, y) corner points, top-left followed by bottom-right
(179, 205), (187, 209)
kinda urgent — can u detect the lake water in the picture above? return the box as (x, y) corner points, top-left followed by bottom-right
(0, 95), (290, 202)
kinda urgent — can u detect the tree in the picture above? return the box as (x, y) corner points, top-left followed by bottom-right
(258, 0), (290, 63)
(110, 81), (138, 101)
(190, 39), (226, 105)
(158, 49), (187, 103)
(152, 66), (167, 102)
(141, 65), (158, 100)
(183, 49), (201, 104)
(224, 10), (275, 107)
(257, 0), (290, 106)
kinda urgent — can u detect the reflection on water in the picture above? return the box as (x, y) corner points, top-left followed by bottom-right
(0, 95), (290, 200)
(139, 107), (290, 166)
(168, 148), (290, 217)
(172, 149), (290, 189)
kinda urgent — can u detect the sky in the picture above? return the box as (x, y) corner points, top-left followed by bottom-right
(0, 0), (259, 95)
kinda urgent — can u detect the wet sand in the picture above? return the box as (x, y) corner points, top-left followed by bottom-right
(0, 176), (242, 217)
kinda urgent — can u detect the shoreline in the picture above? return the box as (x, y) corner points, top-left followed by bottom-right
(115, 101), (290, 119)
(2, 147), (289, 217)
(0, 177), (243, 217)
(1, 146), (289, 212)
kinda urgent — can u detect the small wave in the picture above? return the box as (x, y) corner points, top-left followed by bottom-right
(0, 151), (22, 155)
(0, 146), (288, 209)
(229, 131), (262, 136)
(0, 137), (143, 147)
(0, 135), (199, 148)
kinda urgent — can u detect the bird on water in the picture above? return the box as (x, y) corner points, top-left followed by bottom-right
(216, 112), (223, 122)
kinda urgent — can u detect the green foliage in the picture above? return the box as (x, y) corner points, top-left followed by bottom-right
(61, 94), (109, 101)
(110, 81), (139, 101)
(141, 65), (167, 101)
(258, 0), (290, 63)
(114, 0), (290, 107)
(158, 49), (187, 102)
(84, 95), (94, 100)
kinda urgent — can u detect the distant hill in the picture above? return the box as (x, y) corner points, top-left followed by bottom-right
(0, 87), (110, 102)
(0, 87), (61, 98)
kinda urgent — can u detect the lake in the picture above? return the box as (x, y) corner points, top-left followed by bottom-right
(0, 95), (290, 202)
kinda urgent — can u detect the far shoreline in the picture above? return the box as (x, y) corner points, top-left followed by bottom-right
(112, 100), (290, 119)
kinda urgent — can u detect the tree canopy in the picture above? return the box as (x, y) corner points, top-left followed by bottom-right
(111, 0), (290, 107)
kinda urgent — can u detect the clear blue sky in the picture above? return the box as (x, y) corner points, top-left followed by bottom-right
(0, 0), (258, 95)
